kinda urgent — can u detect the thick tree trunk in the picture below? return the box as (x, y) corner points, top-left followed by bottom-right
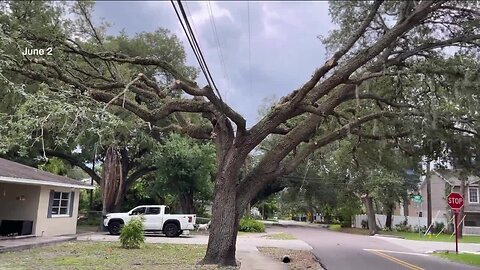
(199, 116), (246, 266)
(179, 191), (195, 214)
(110, 194), (125, 213)
(385, 203), (393, 230)
(245, 202), (251, 218)
(101, 146), (129, 214)
(403, 199), (409, 216)
(363, 195), (378, 235)
(200, 171), (239, 266)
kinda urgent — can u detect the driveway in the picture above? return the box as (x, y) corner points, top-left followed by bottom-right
(268, 226), (479, 270)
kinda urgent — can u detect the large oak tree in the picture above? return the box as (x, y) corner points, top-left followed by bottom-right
(1, 0), (479, 266)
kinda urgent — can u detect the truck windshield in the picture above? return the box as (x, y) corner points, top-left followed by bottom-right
(131, 207), (146, 215)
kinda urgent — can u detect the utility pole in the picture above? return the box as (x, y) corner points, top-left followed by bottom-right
(89, 155), (95, 210)
(426, 160), (432, 232)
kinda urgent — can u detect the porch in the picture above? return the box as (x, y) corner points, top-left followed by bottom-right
(0, 235), (76, 253)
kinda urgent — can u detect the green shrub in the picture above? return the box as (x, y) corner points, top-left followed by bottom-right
(119, 217), (145, 249)
(431, 222), (445, 234)
(329, 224), (341, 231)
(239, 218), (265, 232)
(394, 220), (412, 232)
(361, 219), (368, 229)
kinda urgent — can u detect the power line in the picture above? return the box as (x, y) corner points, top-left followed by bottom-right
(170, 1), (209, 86)
(171, 0), (223, 102)
(247, 1), (252, 93)
(207, 0), (231, 95)
(184, 2), (200, 47)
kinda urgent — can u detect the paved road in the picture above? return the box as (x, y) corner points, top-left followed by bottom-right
(269, 226), (479, 270)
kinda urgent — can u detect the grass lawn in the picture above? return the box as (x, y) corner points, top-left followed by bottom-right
(329, 224), (371, 235)
(237, 231), (264, 235)
(328, 225), (480, 242)
(385, 231), (480, 243)
(0, 241), (234, 270)
(265, 232), (296, 240)
(435, 252), (480, 267)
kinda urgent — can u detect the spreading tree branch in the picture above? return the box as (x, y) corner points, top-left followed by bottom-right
(44, 149), (101, 184)
(125, 165), (158, 188)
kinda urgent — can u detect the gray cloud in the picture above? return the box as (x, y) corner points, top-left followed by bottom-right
(93, 1), (334, 126)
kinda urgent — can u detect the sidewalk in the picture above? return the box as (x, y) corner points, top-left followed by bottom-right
(78, 231), (313, 269)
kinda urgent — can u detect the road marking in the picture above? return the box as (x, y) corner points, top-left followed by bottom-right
(363, 249), (429, 257)
(368, 250), (425, 270)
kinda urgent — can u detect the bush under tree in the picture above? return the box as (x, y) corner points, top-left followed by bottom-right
(119, 217), (145, 249)
(239, 217), (265, 233)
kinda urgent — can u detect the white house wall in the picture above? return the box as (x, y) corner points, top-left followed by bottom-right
(421, 174), (450, 219)
(34, 186), (80, 236)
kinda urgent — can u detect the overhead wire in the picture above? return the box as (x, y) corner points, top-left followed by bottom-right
(247, 1), (252, 93)
(207, 0), (231, 95)
(170, 0), (209, 86)
(184, 2), (200, 49)
(171, 0), (224, 102)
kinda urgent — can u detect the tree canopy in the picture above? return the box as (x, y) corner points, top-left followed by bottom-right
(0, 0), (479, 266)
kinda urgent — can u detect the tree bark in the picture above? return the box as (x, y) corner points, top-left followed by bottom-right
(245, 202), (251, 218)
(102, 146), (128, 214)
(363, 195), (378, 235)
(403, 199), (409, 216)
(385, 203), (394, 230)
(200, 171), (239, 266)
(179, 191), (195, 214)
(201, 116), (243, 266)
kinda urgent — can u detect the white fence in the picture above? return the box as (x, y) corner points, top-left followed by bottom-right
(464, 226), (480, 235)
(353, 214), (448, 230)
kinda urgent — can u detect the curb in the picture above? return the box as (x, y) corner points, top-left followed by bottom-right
(266, 222), (328, 229)
(373, 234), (405, 239)
(428, 250), (480, 255)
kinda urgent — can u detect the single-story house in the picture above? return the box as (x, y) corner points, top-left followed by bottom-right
(0, 158), (94, 237)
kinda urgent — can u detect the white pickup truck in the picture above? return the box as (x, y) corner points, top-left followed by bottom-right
(103, 205), (196, 237)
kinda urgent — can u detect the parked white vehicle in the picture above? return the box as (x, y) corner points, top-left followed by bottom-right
(103, 205), (196, 237)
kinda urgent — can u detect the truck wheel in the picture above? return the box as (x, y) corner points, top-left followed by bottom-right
(108, 220), (123, 235)
(163, 223), (179, 237)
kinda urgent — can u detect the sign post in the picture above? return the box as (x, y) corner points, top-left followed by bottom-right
(411, 195), (423, 237)
(447, 192), (464, 255)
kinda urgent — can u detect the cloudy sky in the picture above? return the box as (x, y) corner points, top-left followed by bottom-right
(92, 1), (334, 127)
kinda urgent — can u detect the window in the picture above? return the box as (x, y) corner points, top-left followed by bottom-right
(469, 188), (479, 204)
(164, 206), (170, 214)
(48, 191), (73, 217)
(146, 207), (160, 215)
(131, 207), (146, 215)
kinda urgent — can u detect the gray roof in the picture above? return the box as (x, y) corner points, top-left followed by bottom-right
(0, 158), (93, 188)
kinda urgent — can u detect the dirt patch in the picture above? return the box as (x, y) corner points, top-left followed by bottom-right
(258, 247), (324, 269)
(338, 228), (371, 235)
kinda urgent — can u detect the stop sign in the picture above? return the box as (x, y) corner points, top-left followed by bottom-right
(447, 192), (464, 210)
